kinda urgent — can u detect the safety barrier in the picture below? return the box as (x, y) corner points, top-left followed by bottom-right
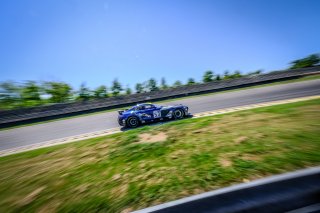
(133, 167), (320, 213)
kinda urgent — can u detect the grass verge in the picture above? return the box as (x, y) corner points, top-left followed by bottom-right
(0, 99), (319, 212)
(2, 74), (320, 131)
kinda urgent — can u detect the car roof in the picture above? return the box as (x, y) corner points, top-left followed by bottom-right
(136, 103), (153, 107)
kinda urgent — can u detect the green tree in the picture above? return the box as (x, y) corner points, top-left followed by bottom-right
(290, 54), (320, 69)
(247, 70), (262, 76)
(161, 77), (168, 89)
(111, 79), (122, 96)
(187, 78), (196, 85)
(135, 83), (143, 93)
(21, 81), (42, 107)
(142, 81), (149, 92)
(203, 70), (214, 82)
(93, 85), (108, 98)
(230, 70), (242, 79)
(216, 74), (221, 81)
(223, 70), (242, 80)
(223, 70), (230, 79)
(173, 80), (182, 87)
(0, 81), (20, 109)
(78, 82), (91, 100)
(125, 85), (132, 95)
(44, 82), (72, 103)
(147, 78), (158, 92)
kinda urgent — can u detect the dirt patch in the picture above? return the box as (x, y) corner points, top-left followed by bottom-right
(112, 174), (122, 181)
(212, 113), (278, 130)
(111, 184), (128, 198)
(218, 152), (240, 167)
(170, 150), (187, 159)
(78, 150), (97, 158)
(234, 136), (248, 144)
(74, 184), (91, 194)
(242, 178), (250, 183)
(219, 158), (232, 167)
(132, 170), (155, 182)
(241, 154), (261, 161)
(298, 105), (320, 112)
(191, 129), (206, 134)
(12, 155), (74, 180)
(78, 156), (99, 165)
(121, 207), (133, 213)
(255, 133), (267, 138)
(96, 142), (110, 150)
(138, 132), (168, 143)
(192, 188), (205, 195)
(37, 200), (61, 213)
(146, 177), (164, 186)
(18, 186), (46, 206)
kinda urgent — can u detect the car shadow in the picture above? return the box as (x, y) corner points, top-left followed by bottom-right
(119, 114), (193, 132)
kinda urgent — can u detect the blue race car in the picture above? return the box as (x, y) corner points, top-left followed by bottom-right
(118, 103), (189, 128)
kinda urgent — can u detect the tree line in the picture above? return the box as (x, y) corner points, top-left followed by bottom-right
(0, 53), (319, 110)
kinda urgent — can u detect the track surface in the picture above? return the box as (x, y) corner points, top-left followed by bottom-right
(0, 79), (319, 151)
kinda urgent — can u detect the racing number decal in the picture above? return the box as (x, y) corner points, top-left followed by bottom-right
(153, 110), (161, 118)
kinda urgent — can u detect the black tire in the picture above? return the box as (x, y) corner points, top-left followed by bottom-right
(173, 109), (184, 119)
(126, 116), (140, 128)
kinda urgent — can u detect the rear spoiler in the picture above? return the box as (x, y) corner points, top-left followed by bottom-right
(118, 109), (128, 115)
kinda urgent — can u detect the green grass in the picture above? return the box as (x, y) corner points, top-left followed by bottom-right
(0, 99), (319, 212)
(2, 74), (320, 131)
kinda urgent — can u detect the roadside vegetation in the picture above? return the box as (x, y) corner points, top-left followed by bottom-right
(1, 53), (319, 110)
(0, 99), (319, 212)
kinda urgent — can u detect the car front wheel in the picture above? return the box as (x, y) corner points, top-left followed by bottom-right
(173, 109), (184, 119)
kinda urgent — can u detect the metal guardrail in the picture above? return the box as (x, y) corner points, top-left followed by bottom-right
(132, 167), (320, 213)
(0, 66), (319, 126)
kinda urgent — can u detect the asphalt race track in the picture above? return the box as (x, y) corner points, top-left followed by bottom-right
(0, 79), (319, 151)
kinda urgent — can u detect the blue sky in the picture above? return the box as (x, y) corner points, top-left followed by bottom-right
(1, 0), (319, 90)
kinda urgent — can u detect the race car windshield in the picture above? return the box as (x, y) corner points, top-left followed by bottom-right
(128, 106), (136, 111)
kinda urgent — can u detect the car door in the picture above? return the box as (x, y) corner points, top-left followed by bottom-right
(151, 105), (162, 119)
(137, 105), (153, 121)
(143, 104), (158, 120)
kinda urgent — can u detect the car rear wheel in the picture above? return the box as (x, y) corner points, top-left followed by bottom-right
(173, 109), (184, 119)
(127, 116), (139, 128)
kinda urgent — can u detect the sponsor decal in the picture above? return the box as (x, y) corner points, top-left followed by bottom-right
(153, 110), (161, 118)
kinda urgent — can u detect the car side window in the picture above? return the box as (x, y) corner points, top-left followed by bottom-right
(137, 106), (145, 111)
(145, 104), (154, 109)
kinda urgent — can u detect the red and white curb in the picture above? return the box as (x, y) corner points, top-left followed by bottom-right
(0, 95), (319, 157)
